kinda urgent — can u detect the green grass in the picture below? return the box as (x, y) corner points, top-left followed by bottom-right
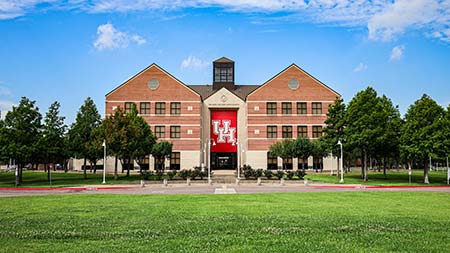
(0, 171), (143, 188)
(305, 170), (449, 186)
(1, 193), (450, 252)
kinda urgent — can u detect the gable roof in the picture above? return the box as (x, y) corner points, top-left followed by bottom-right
(188, 84), (259, 101)
(247, 64), (341, 98)
(213, 57), (234, 63)
(105, 63), (200, 98)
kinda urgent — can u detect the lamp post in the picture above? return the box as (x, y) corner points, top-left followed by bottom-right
(102, 140), (106, 184)
(233, 141), (244, 179)
(330, 151), (333, 176)
(447, 156), (449, 185)
(207, 139), (216, 184)
(337, 140), (344, 183)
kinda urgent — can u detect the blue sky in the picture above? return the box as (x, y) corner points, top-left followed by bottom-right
(1, 0), (449, 123)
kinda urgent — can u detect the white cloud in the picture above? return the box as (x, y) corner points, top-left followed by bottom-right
(181, 56), (210, 70)
(2, 0), (450, 44)
(0, 100), (15, 120)
(353, 62), (367, 72)
(93, 23), (146, 50)
(390, 45), (405, 61)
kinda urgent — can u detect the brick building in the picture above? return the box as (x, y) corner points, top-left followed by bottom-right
(104, 57), (340, 172)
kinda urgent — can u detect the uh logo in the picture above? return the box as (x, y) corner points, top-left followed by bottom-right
(212, 120), (236, 143)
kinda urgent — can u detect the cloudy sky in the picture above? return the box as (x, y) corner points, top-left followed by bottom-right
(1, 0), (449, 122)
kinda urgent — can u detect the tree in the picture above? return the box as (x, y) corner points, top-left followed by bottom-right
(311, 139), (328, 172)
(269, 139), (296, 170)
(377, 95), (402, 177)
(85, 124), (105, 174)
(345, 87), (385, 181)
(401, 94), (445, 184)
(294, 137), (313, 171)
(41, 101), (66, 181)
(151, 141), (173, 171)
(68, 97), (101, 179)
(3, 97), (42, 186)
(103, 107), (126, 180)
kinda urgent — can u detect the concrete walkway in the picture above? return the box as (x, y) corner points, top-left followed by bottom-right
(1, 182), (449, 197)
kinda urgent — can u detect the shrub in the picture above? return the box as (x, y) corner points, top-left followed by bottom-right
(178, 169), (191, 180)
(296, 170), (307, 179)
(242, 165), (254, 179)
(264, 170), (273, 179)
(155, 169), (164, 180)
(193, 166), (207, 180)
(190, 169), (199, 180)
(286, 170), (295, 180)
(275, 170), (285, 179)
(167, 170), (177, 180)
(254, 169), (264, 178)
(140, 170), (153, 180)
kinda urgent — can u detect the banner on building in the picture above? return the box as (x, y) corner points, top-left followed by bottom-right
(210, 110), (237, 153)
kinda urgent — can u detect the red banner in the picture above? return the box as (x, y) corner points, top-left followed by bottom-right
(210, 110), (237, 152)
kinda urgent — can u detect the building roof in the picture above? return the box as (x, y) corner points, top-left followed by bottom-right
(188, 85), (259, 101)
(213, 57), (234, 63)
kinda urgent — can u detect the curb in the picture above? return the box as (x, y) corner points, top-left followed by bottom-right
(0, 186), (141, 191)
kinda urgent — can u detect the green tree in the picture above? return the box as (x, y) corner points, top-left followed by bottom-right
(269, 139), (296, 170)
(3, 97), (42, 186)
(401, 95), (445, 183)
(85, 124), (105, 174)
(294, 137), (313, 171)
(103, 107), (126, 180)
(151, 141), (173, 171)
(41, 101), (67, 181)
(68, 97), (101, 179)
(345, 87), (385, 181)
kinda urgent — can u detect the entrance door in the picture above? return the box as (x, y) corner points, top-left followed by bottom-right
(211, 152), (236, 170)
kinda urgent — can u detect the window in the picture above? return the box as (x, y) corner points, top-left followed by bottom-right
(214, 66), (233, 83)
(282, 126), (292, 139)
(124, 102), (134, 113)
(170, 102), (181, 115)
(297, 102), (307, 115)
(297, 126), (308, 138)
(170, 126), (181, 139)
(267, 152), (278, 170)
(155, 102), (166, 115)
(282, 102), (292, 115)
(267, 126), (277, 139)
(140, 102), (150, 115)
(298, 158), (308, 170)
(312, 126), (323, 138)
(267, 102), (277, 115)
(155, 126), (165, 139)
(283, 157), (293, 170)
(313, 157), (323, 171)
(170, 152), (181, 170)
(312, 102), (322, 115)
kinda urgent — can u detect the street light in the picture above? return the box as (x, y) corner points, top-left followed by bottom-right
(206, 139), (216, 184)
(102, 140), (106, 184)
(232, 141), (245, 179)
(337, 140), (344, 183)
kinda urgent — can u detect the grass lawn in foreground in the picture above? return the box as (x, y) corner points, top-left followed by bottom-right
(0, 171), (143, 188)
(305, 170), (449, 186)
(1, 192), (450, 252)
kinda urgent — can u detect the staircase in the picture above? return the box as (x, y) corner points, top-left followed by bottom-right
(212, 170), (237, 184)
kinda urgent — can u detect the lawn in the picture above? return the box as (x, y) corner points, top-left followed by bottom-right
(1, 192), (450, 252)
(306, 170), (449, 186)
(0, 171), (143, 188)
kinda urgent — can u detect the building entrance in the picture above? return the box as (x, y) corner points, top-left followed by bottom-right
(211, 152), (237, 170)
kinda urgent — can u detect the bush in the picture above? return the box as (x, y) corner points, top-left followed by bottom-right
(167, 170), (177, 180)
(242, 165), (254, 179)
(275, 170), (285, 180)
(254, 169), (263, 178)
(192, 166), (207, 180)
(140, 170), (153, 180)
(286, 170), (295, 180)
(155, 169), (164, 180)
(296, 170), (307, 179)
(178, 169), (191, 180)
(264, 170), (273, 179)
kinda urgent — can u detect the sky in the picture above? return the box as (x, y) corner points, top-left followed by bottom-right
(0, 0), (449, 124)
